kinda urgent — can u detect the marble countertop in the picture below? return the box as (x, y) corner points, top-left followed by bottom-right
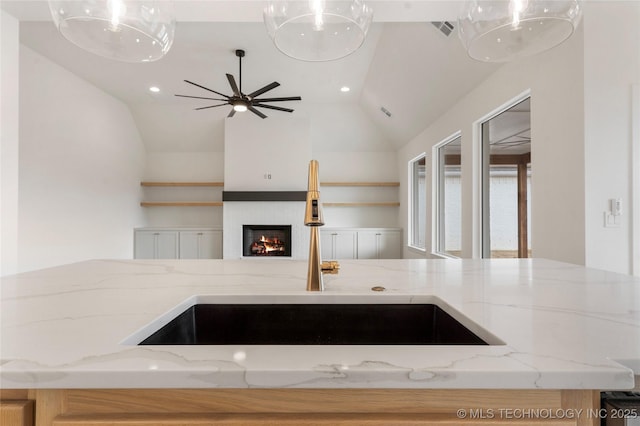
(1, 258), (639, 390)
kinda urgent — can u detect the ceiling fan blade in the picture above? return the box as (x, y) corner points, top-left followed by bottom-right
(184, 80), (230, 99)
(252, 96), (302, 102)
(248, 106), (267, 119)
(247, 82), (280, 99)
(175, 94), (228, 101)
(226, 74), (241, 97)
(253, 103), (294, 113)
(195, 103), (229, 110)
(227, 109), (236, 118)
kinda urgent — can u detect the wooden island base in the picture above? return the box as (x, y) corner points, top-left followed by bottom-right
(1, 389), (600, 426)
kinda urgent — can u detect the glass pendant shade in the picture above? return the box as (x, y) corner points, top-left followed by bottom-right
(458, 0), (582, 62)
(48, 0), (175, 63)
(263, 1), (373, 62)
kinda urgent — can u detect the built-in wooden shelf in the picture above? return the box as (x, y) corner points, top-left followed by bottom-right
(324, 202), (400, 207)
(140, 202), (223, 207)
(141, 182), (224, 187)
(321, 182), (400, 187)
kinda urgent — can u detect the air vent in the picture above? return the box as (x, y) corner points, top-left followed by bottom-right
(431, 21), (455, 37)
(380, 106), (392, 118)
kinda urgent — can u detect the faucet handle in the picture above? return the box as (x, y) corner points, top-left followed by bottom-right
(321, 261), (340, 274)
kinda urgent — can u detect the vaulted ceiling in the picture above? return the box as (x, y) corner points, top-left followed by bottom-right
(4, 1), (502, 151)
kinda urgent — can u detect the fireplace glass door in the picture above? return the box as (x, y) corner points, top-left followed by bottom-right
(242, 225), (292, 257)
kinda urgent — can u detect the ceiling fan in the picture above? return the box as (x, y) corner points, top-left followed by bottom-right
(175, 49), (301, 119)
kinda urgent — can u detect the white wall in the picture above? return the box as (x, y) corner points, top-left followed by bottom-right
(17, 46), (146, 272)
(225, 114), (311, 191)
(584, 1), (640, 275)
(145, 152), (224, 182)
(398, 25), (585, 263)
(0, 11), (20, 276)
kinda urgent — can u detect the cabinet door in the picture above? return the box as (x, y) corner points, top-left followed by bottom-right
(179, 231), (222, 259)
(356, 231), (379, 259)
(334, 231), (357, 259)
(377, 231), (402, 259)
(134, 231), (179, 259)
(320, 231), (357, 260)
(357, 230), (402, 259)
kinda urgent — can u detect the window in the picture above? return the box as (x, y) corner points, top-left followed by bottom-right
(409, 153), (426, 250)
(433, 134), (462, 258)
(480, 97), (531, 258)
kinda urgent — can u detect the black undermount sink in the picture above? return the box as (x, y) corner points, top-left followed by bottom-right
(139, 303), (490, 345)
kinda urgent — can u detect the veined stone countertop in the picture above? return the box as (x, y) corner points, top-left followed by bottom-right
(1, 258), (638, 390)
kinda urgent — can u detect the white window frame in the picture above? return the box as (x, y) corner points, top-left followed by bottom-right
(471, 89), (531, 258)
(632, 85), (640, 276)
(432, 131), (462, 259)
(408, 152), (427, 252)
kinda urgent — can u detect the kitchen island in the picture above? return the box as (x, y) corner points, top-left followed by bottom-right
(1, 258), (639, 425)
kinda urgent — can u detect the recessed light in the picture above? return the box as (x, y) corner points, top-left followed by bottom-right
(149, 86), (160, 93)
(340, 86), (350, 92)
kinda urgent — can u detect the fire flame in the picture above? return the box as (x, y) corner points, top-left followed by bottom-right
(251, 235), (286, 255)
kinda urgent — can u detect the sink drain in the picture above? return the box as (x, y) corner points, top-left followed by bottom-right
(371, 286), (386, 292)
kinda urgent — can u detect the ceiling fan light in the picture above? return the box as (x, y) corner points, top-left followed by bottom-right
(233, 103), (248, 112)
(457, 0), (582, 62)
(263, 0), (373, 62)
(47, 0), (175, 63)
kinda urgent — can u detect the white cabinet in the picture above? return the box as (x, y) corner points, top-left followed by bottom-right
(134, 228), (222, 259)
(134, 231), (179, 259)
(320, 228), (402, 259)
(321, 230), (357, 260)
(357, 230), (402, 259)
(355, 231), (378, 259)
(179, 231), (223, 259)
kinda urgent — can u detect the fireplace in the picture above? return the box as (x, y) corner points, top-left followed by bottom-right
(242, 225), (292, 257)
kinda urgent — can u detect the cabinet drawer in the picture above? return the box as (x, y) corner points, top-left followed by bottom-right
(0, 400), (34, 426)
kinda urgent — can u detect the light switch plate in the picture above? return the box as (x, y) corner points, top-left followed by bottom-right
(604, 212), (621, 228)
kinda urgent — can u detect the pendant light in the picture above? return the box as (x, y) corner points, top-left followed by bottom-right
(263, 0), (373, 62)
(458, 0), (582, 62)
(48, 0), (175, 63)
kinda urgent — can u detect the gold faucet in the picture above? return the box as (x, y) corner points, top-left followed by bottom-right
(305, 160), (339, 291)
